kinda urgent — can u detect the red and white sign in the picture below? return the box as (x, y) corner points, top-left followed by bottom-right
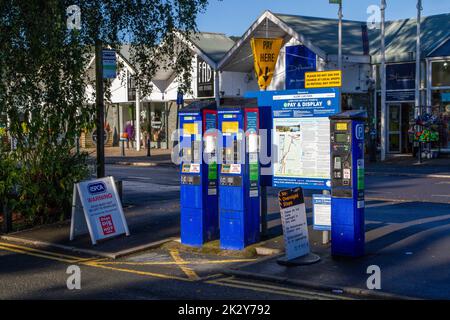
(229, 164), (241, 174)
(70, 176), (130, 245)
(100, 215), (116, 235)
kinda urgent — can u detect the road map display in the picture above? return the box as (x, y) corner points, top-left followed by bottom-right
(271, 88), (340, 189)
(274, 117), (330, 178)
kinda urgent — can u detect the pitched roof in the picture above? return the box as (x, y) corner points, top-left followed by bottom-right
(371, 13), (450, 62)
(190, 32), (235, 63)
(274, 13), (371, 57)
(275, 12), (450, 63)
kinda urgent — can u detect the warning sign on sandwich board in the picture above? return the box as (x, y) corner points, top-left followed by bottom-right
(70, 176), (130, 245)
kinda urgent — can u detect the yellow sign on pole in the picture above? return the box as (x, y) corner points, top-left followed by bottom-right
(305, 70), (342, 88)
(251, 38), (283, 90)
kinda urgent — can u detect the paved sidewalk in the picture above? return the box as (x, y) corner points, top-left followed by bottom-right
(226, 198), (450, 299)
(84, 147), (175, 167)
(366, 155), (450, 177)
(1, 199), (181, 259)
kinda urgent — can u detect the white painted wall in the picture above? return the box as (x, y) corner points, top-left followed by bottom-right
(325, 60), (372, 93)
(220, 71), (259, 97)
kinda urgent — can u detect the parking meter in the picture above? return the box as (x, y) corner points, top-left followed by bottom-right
(179, 101), (219, 246)
(329, 110), (367, 257)
(218, 101), (260, 250)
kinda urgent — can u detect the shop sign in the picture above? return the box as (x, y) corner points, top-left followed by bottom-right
(197, 56), (214, 98)
(386, 90), (415, 102)
(285, 45), (317, 89)
(386, 63), (415, 90)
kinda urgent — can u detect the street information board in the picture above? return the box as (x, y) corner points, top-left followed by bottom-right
(278, 188), (310, 260)
(313, 194), (331, 231)
(305, 70), (342, 88)
(70, 176), (129, 245)
(272, 88), (340, 189)
(102, 49), (117, 79)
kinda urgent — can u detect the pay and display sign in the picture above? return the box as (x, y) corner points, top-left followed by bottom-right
(271, 88), (340, 189)
(70, 177), (129, 245)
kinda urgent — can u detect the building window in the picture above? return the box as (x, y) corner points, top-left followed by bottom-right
(431, 90), (450, 149)
(432, 61), (450, 87)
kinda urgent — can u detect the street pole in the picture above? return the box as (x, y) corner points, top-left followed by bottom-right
(338, 1), (343, 72)
(147, 104), (151, 157)
(416, 0), (423, 163)
(95, 40), (105, 178)
(380, 0), (387, 161)
(165, 100), (169, 150)
(135, 86), (141, 151)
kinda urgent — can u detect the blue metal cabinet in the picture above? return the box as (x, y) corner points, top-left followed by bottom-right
(179, 102), (219, 246)
(330, 111), (367, 257)
(218, 104), (260, 250)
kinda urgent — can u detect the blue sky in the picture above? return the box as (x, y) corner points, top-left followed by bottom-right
(197, 0), (450, 36)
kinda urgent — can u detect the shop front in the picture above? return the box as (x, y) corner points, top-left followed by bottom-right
(386, 102), (414, 154)
(144, 101), (169, 149)
(376, 63), (418, 155)
(429, 59), (450, 153)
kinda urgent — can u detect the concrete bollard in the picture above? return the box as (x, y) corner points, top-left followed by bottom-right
(1, 202), (12, 234)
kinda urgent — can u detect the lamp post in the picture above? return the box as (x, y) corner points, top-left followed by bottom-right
(147, 104), (151, 157)
(338, 1), (343, 72)
(416, 0), (423, 163)
(380, 0), (387, 161)
(95, 40), (105, 177)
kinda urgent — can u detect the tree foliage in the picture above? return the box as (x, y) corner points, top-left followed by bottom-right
(0, 0), (208, 225)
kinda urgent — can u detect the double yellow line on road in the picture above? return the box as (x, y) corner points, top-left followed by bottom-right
(0, 241), (197, 281)
(207, 276), (355, 300)
(0, 241), (353, 299)
(0, 241), (251, 282)
(0, 242), (94, 264)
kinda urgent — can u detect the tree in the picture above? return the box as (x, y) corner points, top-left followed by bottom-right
(0, 0), (209, 225)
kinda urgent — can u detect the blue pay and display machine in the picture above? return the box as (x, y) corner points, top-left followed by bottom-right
(329, 111), (367, 257)
(218, 103), (260, 250)
(179, 101), (219, 246)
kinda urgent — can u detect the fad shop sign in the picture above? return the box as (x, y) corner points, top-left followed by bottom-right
(70, 176), (129, 245)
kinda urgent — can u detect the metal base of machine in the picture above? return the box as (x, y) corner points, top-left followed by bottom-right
(277, 253), (321, 266)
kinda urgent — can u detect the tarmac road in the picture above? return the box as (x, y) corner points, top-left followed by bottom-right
(0, 163), (448, 300)
(106, 164), (450, 205)
(0, 243), (353, 300)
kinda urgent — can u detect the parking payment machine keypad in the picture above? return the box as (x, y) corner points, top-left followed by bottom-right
(331, 121), (353, 197)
